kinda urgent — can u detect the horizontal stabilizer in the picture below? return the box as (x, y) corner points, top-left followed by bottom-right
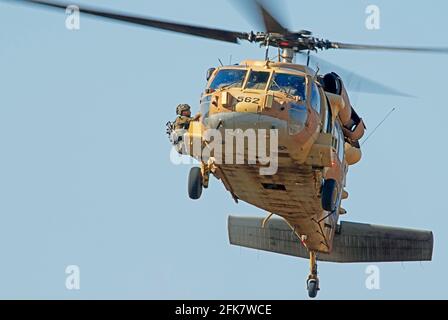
(228, 216), (433, 263)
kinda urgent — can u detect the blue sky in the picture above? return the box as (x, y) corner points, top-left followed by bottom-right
(0, 0), (447, 299)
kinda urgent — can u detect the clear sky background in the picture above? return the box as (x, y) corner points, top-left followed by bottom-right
(0, 0), (447, 300)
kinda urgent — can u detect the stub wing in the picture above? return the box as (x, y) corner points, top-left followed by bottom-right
(228, 216), (433, 263)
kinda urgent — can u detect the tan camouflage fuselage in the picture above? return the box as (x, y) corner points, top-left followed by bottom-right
(184, 60), (364, 255)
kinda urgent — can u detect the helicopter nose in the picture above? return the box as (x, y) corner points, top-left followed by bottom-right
(208, 112), (258, 131)
(207, 112), (287, 132)
(201, 91), (288, 132)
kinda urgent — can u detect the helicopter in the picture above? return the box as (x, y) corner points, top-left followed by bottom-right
(7, 0), (441, 298)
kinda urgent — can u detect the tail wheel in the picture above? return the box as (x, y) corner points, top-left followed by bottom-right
(307, 251), (320, 298)
(321, 179), (338, 212)
(188, 167), (203, 200)
(307, 279), (319, 299)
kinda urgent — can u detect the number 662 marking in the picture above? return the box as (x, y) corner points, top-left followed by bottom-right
(237, 96), (260, 104)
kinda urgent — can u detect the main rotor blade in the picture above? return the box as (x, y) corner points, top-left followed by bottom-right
(232, 0), (289, 34)
(301, 54), (412, 97)
(7, 0), (249, 43)
(329, 42), (448, 54)
(255, 0), (288, 34)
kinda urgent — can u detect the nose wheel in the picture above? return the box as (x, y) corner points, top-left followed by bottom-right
(306, 251), (320, 298)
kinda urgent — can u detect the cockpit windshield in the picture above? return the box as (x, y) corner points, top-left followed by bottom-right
(209, 69), (247, 90)
(245, 71), (271, 90)
(269, 73), (306, 100)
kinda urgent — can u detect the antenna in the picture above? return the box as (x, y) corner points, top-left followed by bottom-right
(265, 44), (270, 61)
(313, 66), (320, 80)
(218, 58), (224, 66)
(361, 107), (396, 147)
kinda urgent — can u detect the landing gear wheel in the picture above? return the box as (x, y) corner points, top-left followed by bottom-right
(321, 179), (338, 212)
(307, 279), (319, 299)
(306, 251), (320, 298)
(188, 167), (203, 200)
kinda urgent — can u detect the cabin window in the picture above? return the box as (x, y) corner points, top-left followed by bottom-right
(334, 122), (345, 162)
(245, 71), (271, 90)
(209, 69), (247, 90)
(323, 98), (333, 133)
(311, 83), (321, 114)
(269, 73), (306, 100)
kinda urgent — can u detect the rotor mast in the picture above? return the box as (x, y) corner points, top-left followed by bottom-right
(280, 48), (295, 63)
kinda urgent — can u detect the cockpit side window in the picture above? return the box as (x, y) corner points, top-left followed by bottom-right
(269, 73), (306, 100)
(209, 69), (247, 90)
(311, 82), (321, 114)
(245, 71), (271, 90)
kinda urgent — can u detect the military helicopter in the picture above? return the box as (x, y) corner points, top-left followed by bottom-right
(8, 0), (442, 298)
